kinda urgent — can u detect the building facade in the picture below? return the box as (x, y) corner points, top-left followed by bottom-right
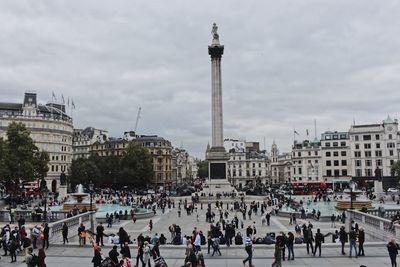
(90, 133), (173, 186)
(73, 127), (108, 159)
(291, 139), (322, 182)
(224, 139), (269, 188)
(321, 131), (351, 188)
(349, 116), (399, 178)
(0, 92), (73, 192)
(270, 142), (292, 184)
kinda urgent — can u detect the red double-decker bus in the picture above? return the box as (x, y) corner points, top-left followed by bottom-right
(291, 182), (327, 195)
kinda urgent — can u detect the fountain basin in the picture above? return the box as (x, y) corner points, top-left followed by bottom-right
(335, 200), (373, 210)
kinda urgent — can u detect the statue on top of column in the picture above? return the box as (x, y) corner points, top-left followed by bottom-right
(211, 23), (219, 43)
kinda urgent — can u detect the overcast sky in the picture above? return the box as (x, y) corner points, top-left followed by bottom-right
(1, 0), (400, 158)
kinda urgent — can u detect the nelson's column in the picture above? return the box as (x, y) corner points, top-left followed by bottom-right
(206, 23), (230, 186)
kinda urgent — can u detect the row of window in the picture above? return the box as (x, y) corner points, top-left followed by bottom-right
(325, 151), (346, 157)
(50, 165), (66, 172)
(324, 134), (348, 140)
(353, 134), (393, 141)
(355, 150), (394, 157)
(229, 163), (265, 168)
(231, 170), (264, 177)
(326, 169), (348, 177)
(326, 160), (347, 166)
(324, 141), (347, 147)
(293, 151), (319, 157)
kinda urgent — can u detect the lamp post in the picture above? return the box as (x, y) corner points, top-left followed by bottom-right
(43, 187), (48, 222)
(348, 180), (354, 231)
(89, 180), (94, 231)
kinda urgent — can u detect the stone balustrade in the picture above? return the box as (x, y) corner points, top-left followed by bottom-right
(0, 210), (70, 222)
(347, 209), (397, 241)
(48, 211), (96, 243)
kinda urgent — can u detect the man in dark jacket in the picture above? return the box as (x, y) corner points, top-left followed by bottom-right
(96, 223), (105, 246)
(42, 223), (49, 249)
(120, 242), (131, 258)
(62, 222), (69, 244)
(109, 245), (119, 265)
(339, 226), (348, 255)
(358, 228), (365, 256)
(314, 228), (324, 256)
(304, 226), (314, 255)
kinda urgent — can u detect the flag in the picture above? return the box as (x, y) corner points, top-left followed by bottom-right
(52, 91), (56, 102)
(67, 97), (70, 107)
(61, 94), (65, 104)
(294, 130), (299, 135)
(306, 129), (309, 136)
(72, 100), (75, 109)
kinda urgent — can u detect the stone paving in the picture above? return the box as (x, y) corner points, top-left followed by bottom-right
(0, 200), (396, 266)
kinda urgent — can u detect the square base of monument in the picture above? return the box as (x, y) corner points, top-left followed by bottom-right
(206, 179), (235, 193)
(209, 162), (227, 180)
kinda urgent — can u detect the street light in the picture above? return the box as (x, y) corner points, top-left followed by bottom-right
(89, 180), (94, 212)
(43, 186), (48, 222)
(89, 180), (94, 231)
(348, 179), (355, 231)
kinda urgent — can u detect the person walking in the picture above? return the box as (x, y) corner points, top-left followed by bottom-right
(313, 228), (324, 257)
(143, 241), (152, 267)
(330, 214), (336, 228)
(387, 239), (399, 267)
(42, 223), (49, 249)
(149, 220), (153, 232)
(194, 231), (201, 252)
(211, 237), (221, 256)
(348, 229), (358, 258)
(266, 213), (271, 226)
(339, 226), (348, 255)
(242, 235), (253, 267)
(38, 248), (46, 267)
(272, 243), (282, 267)
(62, 222), (69, 244)
(9, 234), (18, 263)
(286, 232), (294, 260)
(358, 228), (365, 256)
(92, 247), (102, 267)
(135, 243), (145, 267)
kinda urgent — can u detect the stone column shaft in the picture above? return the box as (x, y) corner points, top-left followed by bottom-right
(211, 57), (223, 147)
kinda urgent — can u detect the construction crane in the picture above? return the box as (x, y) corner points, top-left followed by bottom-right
(134, 107), (142, 133)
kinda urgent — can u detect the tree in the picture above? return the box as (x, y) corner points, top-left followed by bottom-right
(120, 142), (152, 187)
(0, 122), (49, 191)
(197, 160), (209, 179)
(69, 157), (101, 188)
(391, 160), (400, 182)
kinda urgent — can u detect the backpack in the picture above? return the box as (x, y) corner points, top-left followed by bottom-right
(31, 254), (39, 266)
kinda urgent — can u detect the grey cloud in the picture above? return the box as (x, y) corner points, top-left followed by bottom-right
(1, 0), (400, 157)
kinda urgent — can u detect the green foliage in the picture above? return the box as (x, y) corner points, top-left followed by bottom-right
(0, 122), (49, 189)
(391, 161), (400, 182)
(69, 141), (153, 188)
(120, 142), (152, 187)
(197, 160), (208, 179)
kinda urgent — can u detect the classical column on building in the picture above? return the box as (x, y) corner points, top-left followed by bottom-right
(206, 23), (229, 182)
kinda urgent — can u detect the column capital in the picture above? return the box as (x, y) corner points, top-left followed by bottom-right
(208, 45), (224, 59)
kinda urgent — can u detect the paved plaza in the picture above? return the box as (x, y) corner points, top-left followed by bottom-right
(0, 200), (396, 266)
